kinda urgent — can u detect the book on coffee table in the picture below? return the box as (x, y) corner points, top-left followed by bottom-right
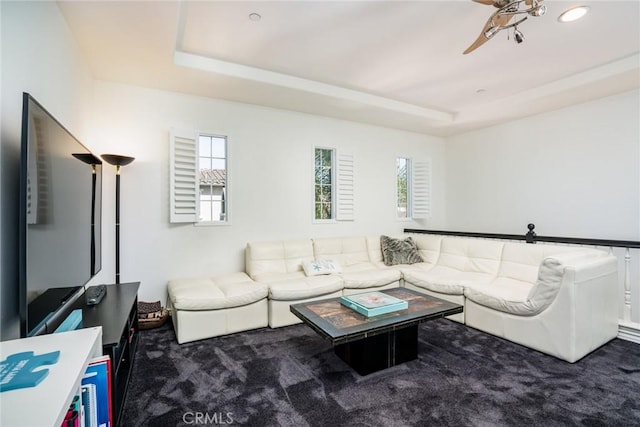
(340, 291), (408, 317)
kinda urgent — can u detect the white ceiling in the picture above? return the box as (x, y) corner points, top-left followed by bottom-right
(58, 1), (640, 136)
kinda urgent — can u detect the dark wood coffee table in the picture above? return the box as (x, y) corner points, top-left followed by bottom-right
(290, 287), (463, 375)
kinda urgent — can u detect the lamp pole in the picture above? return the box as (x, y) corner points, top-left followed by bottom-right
(101, 154), (135, 284)
(72, 153), (102, 276)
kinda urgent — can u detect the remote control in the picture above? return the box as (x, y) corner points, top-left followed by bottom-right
(85, 285), (107, 306)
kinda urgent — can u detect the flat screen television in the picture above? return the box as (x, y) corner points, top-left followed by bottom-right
(19, 93), (102, 337)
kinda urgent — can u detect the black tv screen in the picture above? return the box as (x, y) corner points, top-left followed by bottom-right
(19, 93), (102, 337)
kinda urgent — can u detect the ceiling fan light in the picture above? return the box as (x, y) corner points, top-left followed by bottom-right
(529, 4), (547, 17)
(484, 25), (501, 39)
(558, 6), (590, 23)
(514, 28), (525, 43)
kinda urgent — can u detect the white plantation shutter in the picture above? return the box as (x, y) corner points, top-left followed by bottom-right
(336, 152), (354, 221)
(411, 158), (431, 219)
(169, 129), (198, 223)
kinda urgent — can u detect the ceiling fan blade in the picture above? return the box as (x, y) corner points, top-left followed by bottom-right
(463, 14), (512, 55)
(472, 0), (496, 5)
(463, 31), (491, 54)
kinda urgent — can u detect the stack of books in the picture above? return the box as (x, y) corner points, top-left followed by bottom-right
(63, 355), (112, 427)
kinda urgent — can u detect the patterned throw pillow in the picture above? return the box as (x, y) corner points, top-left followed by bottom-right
(380, 235), (424, 266)
(302, 259), (342, 276)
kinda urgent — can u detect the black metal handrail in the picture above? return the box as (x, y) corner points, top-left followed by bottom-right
(404, 224), (640, 249)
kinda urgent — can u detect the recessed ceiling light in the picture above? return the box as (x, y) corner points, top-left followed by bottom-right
(249, 13), (261, 22)
(558, 6), (590, 23)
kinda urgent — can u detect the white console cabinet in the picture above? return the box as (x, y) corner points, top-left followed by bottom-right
(0, 326), (102, 426)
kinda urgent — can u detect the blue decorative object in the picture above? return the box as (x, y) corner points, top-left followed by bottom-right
(340, 291), (409, 317)
(55, 309), (83, 333)
(0, 350), (60, 392)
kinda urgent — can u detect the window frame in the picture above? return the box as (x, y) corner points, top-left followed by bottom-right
(313, 146), (336, 222)
(196, 132), (230, 226)
(396, 155), (431, 221)
(396, 156), (412, 221)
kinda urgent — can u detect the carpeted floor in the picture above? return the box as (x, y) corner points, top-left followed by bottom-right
(122, 318), (640, 426)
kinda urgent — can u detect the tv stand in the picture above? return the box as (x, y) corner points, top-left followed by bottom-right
(21, 282), (139, 425)
(73, 282), (140, 427)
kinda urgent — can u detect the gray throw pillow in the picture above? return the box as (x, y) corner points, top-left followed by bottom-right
(380, 235), (424, 266)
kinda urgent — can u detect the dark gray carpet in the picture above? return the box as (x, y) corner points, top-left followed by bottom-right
(122, 319), (640, 426)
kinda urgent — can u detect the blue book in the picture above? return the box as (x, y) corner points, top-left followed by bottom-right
(82, 356), (112, 427)
(82, 383), (97, 427)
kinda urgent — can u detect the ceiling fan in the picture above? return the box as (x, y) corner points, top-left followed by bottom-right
(464, 0), (547, 54)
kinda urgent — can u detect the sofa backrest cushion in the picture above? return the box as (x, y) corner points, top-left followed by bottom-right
(313, 237), (372, 270)
(366, 236), (385, 264)
(499, 242), (590, 283)
(437, 237), (504, 274)
(245, 239), (314, 280)
(409, 234), (443, 265)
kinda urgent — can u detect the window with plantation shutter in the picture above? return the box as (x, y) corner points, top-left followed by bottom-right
(169, 129), (198, 223)
(396, 156), (431, 220)
(313, 147), (355, 222)
(411, 158), (431, 219)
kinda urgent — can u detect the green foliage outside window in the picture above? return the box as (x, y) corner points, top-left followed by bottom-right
(315, 148), (333, 220)
(397, 158), (408, 218)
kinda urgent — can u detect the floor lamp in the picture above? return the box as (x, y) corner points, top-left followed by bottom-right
(102, 154), (135, 284)
(72, 153), (102, 276)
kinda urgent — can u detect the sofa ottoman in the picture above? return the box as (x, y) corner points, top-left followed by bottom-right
(167, 272), (269, 344)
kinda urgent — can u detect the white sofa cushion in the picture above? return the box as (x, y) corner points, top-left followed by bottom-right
(498, 242), (584, 283)
(438, 237), (504, 274)
(246, 239), (314, 280)
(411, 234), (443, 265)
(464, 257), (565, 316)
(342, 268), (402, 289)
(168, 272), (268, 311)
(267, 275), (344, 300)
(366, 235), (385, 266)
(403, 265), (495, 295)
(312, 236), (373, 271)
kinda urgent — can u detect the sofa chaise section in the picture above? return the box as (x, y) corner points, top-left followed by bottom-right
(463, 244), (618, 363)
(401, 235), (618, 362)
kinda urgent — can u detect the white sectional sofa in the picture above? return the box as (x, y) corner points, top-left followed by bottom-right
(167, 233), (619, 363)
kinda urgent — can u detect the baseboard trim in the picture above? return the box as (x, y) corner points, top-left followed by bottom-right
(618, 320), (640, 344)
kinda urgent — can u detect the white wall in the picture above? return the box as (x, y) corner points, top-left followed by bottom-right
(89, 82), (448, 304)
(445, 90), (640, 322)
(1, 1), (94, 339)
(445, 90), (639, 239)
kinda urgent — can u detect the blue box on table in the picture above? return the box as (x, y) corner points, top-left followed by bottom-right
(339, 291), (408, 317)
